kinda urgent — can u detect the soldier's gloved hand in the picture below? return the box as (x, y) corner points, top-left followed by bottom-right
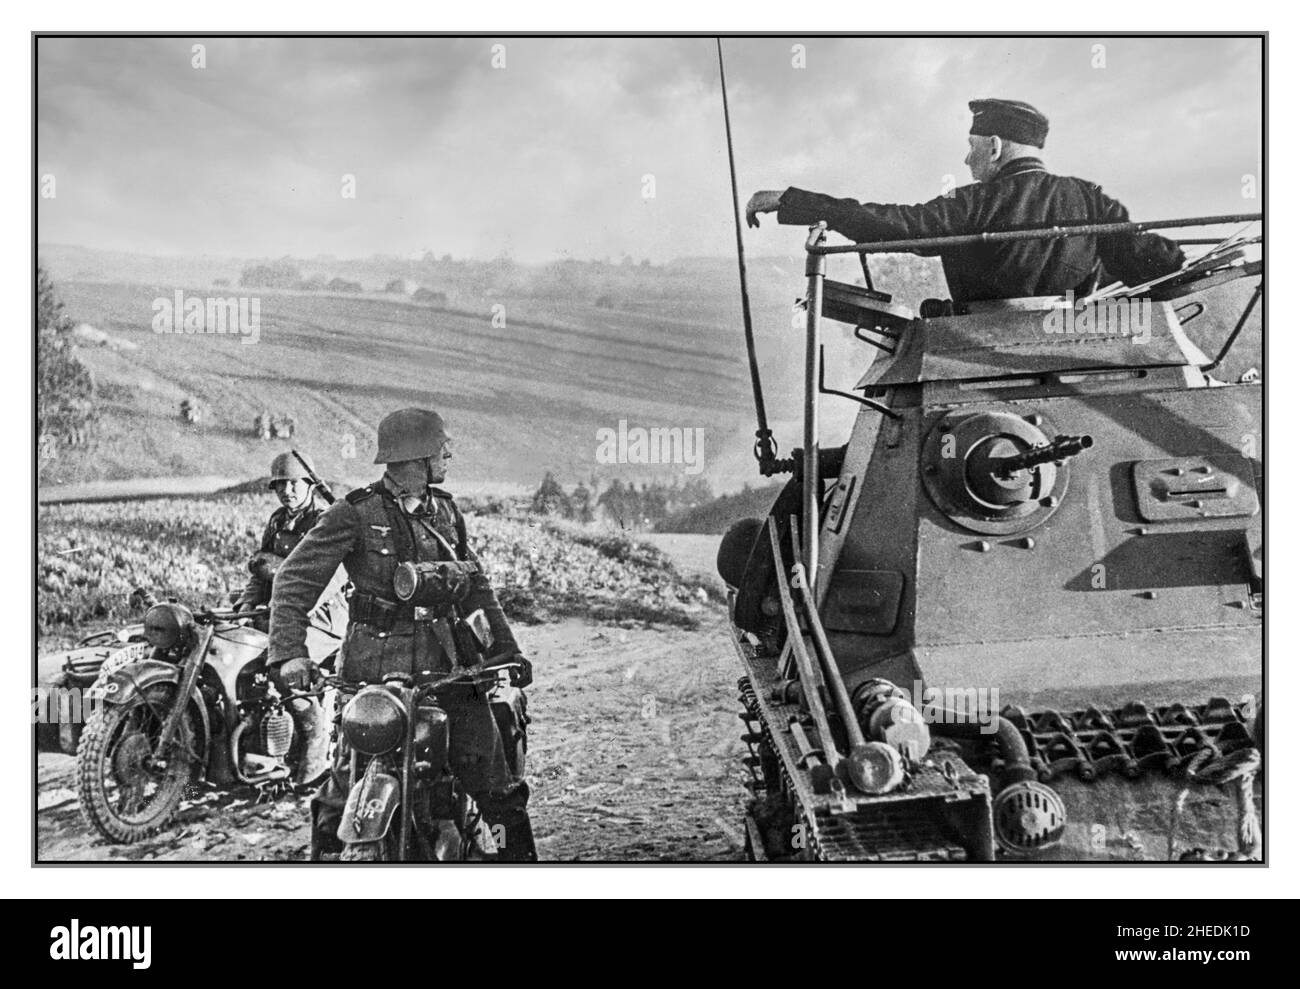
(495, 651), (532, 688)
(275, 657), (319, 692)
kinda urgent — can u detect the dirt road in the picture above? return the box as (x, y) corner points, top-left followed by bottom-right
(36, 611), (752, 863)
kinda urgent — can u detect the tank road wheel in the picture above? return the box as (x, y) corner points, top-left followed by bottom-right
(76, 685), (197, 843)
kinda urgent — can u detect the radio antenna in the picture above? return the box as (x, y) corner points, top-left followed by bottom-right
(716, 38), (783, 474)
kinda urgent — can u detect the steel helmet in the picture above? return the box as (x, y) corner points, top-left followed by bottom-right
(373, 408), (450, 464)
(268, 451), (314, 488)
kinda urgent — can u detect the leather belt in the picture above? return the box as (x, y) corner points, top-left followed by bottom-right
(349, 591), (451, 630)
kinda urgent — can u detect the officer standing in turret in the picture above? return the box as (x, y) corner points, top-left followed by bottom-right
(745, 98), (1186, 304)
(268, 408), (536, 862)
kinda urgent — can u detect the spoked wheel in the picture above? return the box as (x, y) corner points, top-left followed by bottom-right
(76, 685), (196, 843)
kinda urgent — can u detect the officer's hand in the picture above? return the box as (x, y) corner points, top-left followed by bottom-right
(275, 657), (319, 692)
(746, 190), (783, 228)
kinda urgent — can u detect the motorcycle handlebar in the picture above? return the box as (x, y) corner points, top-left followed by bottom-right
(196, 605), (270, 623)
(293, 661), (523, 701)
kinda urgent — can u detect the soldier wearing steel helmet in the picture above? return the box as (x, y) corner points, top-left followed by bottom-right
(234, 450), (345, 786)
(235, 451), (335, 618)
(269, 408), (536, 862)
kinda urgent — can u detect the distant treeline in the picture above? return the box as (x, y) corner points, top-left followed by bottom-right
(238, 260), (447, 304)
(235, 251), (945, 312)
(520, 472), (785, 534)
(239, 260), (355, 292)
(653, 481), (784, 534)
(526, 472), (714, 529)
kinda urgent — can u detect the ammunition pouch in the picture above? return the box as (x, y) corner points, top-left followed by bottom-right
(452, 614), (486, 665)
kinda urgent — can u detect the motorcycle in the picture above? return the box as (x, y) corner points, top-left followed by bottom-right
(74, 600), (333, 844)
(327, 657), (525, 862)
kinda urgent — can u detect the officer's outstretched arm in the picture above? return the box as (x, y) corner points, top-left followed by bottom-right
(269, 500), (359, 666)
(776, 186), (981, 248)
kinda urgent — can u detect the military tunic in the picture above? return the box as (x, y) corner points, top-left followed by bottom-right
(269, 482), (517, 678)
(236, 493), (347, 650)
(269, 478), (532, 859)
(777, 157), (1186, 303)
(238, 494), (324, 605)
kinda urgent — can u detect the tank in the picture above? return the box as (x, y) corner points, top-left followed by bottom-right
(720, 219), (1262, 862)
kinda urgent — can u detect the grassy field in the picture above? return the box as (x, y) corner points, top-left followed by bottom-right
(37, 494), (725, 651)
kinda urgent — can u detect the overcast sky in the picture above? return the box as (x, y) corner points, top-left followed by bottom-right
(37, 36), (1262, 262)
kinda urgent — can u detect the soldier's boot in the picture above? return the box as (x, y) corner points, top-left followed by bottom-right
(493, 810), (538, 863)
(309, 781), (347, 862)
(288, 696), (331, 788)
(309, 809), (344, 862)
(479, 784), (538, 863)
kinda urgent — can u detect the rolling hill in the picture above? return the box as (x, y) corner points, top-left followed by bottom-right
(38, 265), (769, 493)
(37, 244), (1260, 499)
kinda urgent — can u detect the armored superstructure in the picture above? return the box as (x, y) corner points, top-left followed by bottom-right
(720, 219), (1263, 861)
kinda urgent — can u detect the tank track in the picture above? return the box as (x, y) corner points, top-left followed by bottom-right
(1002, 699), (1257, 783)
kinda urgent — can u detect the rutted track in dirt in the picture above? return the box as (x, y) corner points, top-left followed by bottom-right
(36, 614), (751, 863)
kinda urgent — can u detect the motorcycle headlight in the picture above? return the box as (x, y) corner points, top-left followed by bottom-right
(142, 603), (194, 651)
(342, 686), (408, 755)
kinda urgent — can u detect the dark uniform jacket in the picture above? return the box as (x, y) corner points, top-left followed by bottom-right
(237, 494), (328, 607)
(268, 479), (517, 683)
(238, 492), (349, 641)
(777, 157), (1185, 303)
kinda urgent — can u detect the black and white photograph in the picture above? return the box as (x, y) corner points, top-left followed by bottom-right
(32, 31), (1264, 875)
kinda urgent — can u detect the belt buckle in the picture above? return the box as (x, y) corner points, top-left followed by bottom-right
(412, 605), (433, 622)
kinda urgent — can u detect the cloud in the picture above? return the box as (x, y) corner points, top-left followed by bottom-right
(37, 36), (1261, 262)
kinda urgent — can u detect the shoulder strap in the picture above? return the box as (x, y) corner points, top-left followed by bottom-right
(345, 484), (377, 506)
